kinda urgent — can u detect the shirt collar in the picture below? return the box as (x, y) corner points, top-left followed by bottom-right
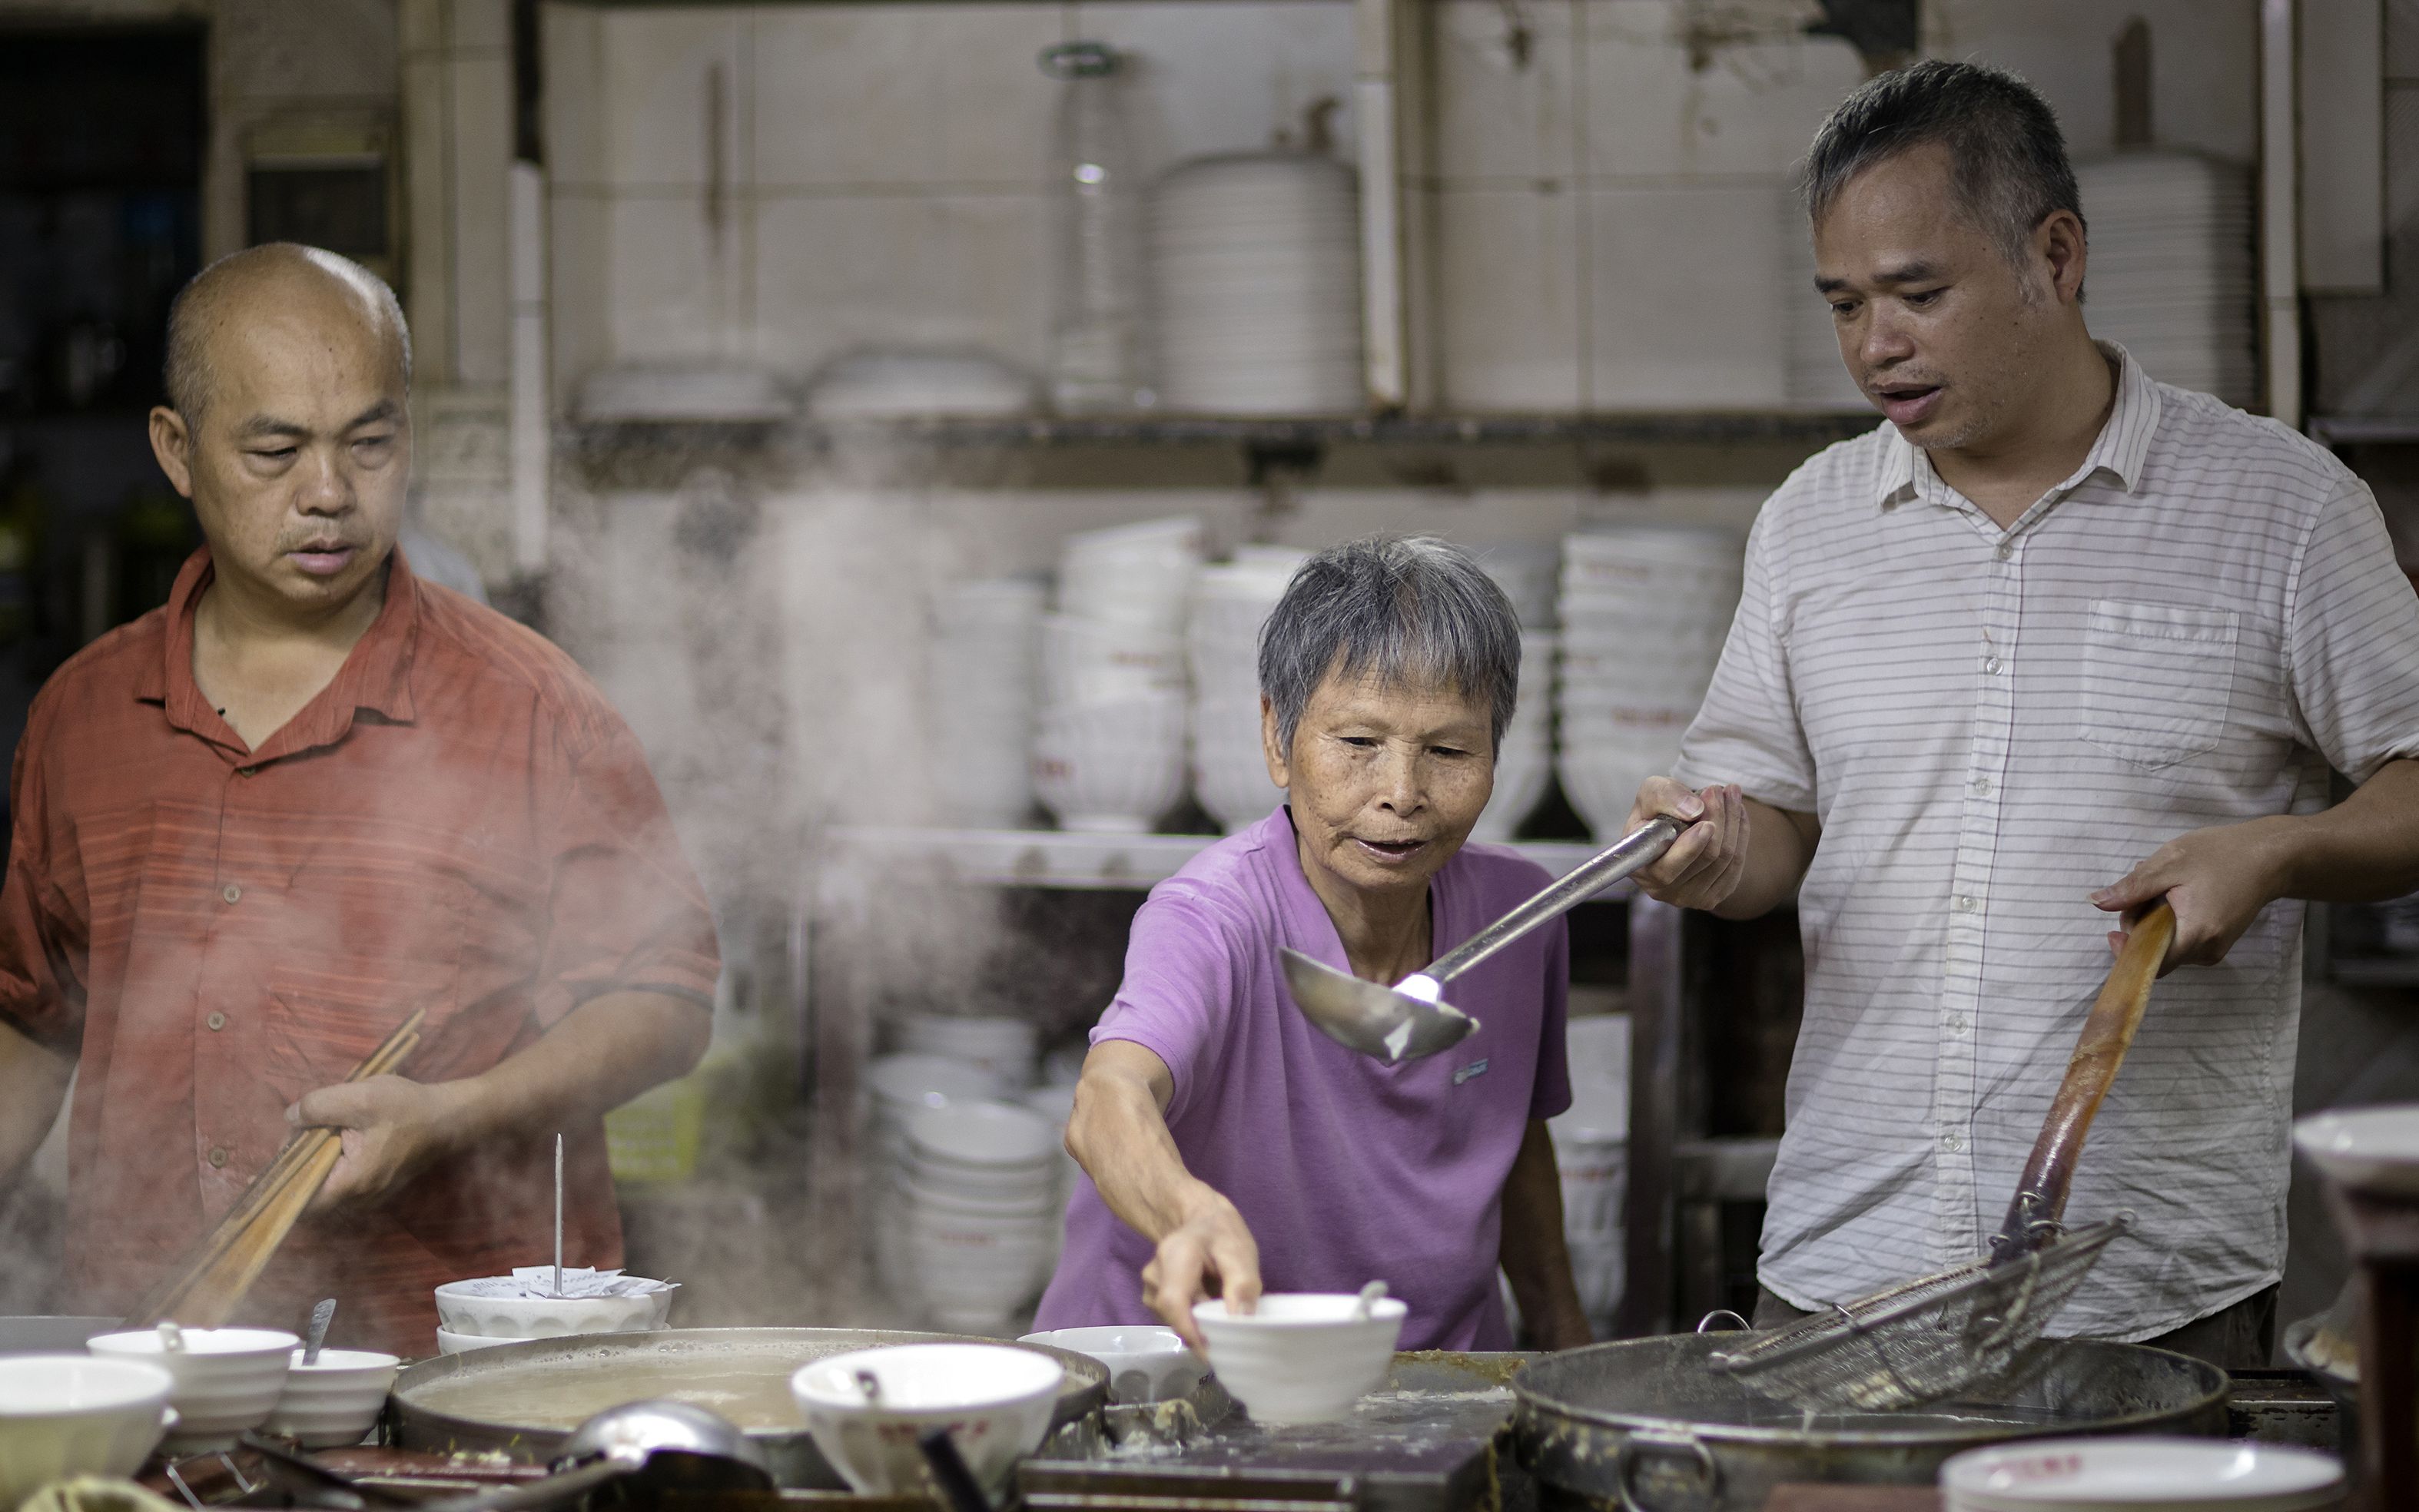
(141, 544), (423, 758)
(1873, 340), (2162, 510)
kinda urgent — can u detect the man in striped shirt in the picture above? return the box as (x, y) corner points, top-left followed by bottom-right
(1630, 61), (2419, 1364)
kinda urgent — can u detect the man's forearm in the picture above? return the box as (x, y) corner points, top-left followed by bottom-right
(2275, 758), (2419, 903)
(443, 990), (710, 1149)
(1500, 1119), (1590, 1348)
(1713, 798), (1822, 920)
(0, 1016), (71, 1190)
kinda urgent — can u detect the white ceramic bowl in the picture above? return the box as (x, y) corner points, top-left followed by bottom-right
(88, 1326), (297, 1453)
(791, 1342), (1064, 1494)
(436, 1328), (537, 1354)
(262, 1348), (400, 1447)
(894, 1016), (1040, 1088)
(1192, 1293), (1407, 1425)
(1020, 1326), (1206, 1405)
(2295, 1106), (2419, 1195)
(0, 1354), (178, 1505)
(433, 1280), (672, 1340)
(1041, 615), (1186, 708)
(908, 1099), (1062, 1168)
(1034, 693), (1188, 832)
(1940, 1435), (2344, 1510)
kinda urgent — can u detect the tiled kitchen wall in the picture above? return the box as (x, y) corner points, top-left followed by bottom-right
(539, 0), (2258, 416)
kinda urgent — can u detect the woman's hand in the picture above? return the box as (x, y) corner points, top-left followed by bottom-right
(1140, 1189), (1263, 1352)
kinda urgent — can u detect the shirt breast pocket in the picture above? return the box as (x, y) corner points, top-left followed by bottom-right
(2078, 599), (2240, 770)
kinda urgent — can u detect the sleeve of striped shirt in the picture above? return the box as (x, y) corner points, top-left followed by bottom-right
(2284, 479), (2419, 783)
(1671, 510), (1820, 813)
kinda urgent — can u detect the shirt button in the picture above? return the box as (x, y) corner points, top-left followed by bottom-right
(1941, 1131), (1966, 1153)
(236, 766), (256, 778)
(207, 1146), (227, 1168)
(1983, 656), (2004, 675)
(1947, 1013), (1969, 1034)
(221, 883), (242, 904)
(1971, 777), (1993, 796)
(1956, 894), (1980, 913)
(206, 1011), (226, 1031)
(1994, 541), (2014, 561)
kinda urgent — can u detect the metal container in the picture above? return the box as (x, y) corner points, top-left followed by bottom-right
(387, 1326), (1110, 1489)
(1511, 1332), (2228, 1512)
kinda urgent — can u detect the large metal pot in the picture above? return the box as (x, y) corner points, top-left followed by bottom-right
(1511, 1332), (2228, 1512)
(387, 1326), (1110, 1489)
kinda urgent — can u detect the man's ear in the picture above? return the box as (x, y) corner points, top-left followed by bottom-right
(148, 406), (196, 499)
(2037, 208), (2087, 306)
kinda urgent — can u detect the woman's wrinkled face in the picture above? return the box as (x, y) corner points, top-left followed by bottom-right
(1264, 665), (1496, 900)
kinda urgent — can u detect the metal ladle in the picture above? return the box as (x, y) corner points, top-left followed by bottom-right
(1280, 817), (1682, 1064)
(416, 1399), (772, 1512)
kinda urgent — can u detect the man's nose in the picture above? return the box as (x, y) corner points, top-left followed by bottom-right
(1858, 307), (1917, 368)
(296, 446), (353, 515)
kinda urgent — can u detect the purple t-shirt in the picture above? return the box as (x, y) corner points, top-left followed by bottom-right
(1032, 805), (1571, 1351)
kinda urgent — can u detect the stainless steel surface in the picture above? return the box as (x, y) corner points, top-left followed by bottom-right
(1282, 817), (1682, 1064)
(1512, 1331), (2228, 1512)
(387, 1326), (1110, 1491)
(417, 1399), (771, 1512)
(0, 1315), (121, 1355)
(304, 1298), (337, 1366)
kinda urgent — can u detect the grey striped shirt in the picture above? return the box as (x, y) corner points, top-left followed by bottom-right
(1672, 344), (2419, 1339)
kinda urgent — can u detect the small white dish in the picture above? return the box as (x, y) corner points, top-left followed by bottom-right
(906, 1100), (1062, 1169)
(1192, 1292), (1406, 1425)
(0, 1354), (178, 1506)
(263, 1348), (400, 1447)
(433, 1279), (672, 1339)
(791, 1342), (1063, 1494)
(87, 1326), (297, 1454)
(436, 1328), (538, 1354)
(2295, 1106), (2419, 1195)
(1940, 1435), (2344, 1510)
(1019, 1326), (1206, 1404)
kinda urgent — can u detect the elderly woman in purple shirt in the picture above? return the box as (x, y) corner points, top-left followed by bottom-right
(1032, 536), (1590, 1353)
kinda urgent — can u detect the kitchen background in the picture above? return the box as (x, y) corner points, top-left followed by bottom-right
(0, 0), (2413, 1357)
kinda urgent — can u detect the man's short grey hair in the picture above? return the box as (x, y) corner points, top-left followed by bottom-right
(1259, 536), (1524, 753)
(1801, 58), (2083, 269)
(162, 243), (412, 420)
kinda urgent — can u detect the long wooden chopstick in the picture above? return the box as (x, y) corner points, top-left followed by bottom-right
(125, 1009), (424, 1328)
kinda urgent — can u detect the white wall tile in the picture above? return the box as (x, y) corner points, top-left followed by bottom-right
(1930, 0), (2258, 163)
(1433, 184), (1584, 410)
(1074, 2), (1360, 181)
(1586, 182), (1785, 409)
(451, 51), (515, 386)
(1581, 0), (1863, 179)
(605, 193), (749, 365)
(547, 191), (611, 405)
(754, 193), (1051, 379)
(599, 8), (748, 187)
(751, 5), (1060, 188)
(1434, 0), (1579, 181)
(541, 2), (609, 191)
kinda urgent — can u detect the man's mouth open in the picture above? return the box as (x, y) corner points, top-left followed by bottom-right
(1873, 383), (1943, 427)
(288, 542), (360, 577)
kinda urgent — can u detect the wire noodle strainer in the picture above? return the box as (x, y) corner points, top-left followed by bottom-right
(1711, 902), (2175, 1412)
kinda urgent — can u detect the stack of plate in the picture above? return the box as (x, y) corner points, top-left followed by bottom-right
(1152, 153), (1364, 416)
(1186, 549), (1306, 832)
(1469, 632), (1556, 844)
(2074, 152), (2257, 407)
(805, 348), (1038, 419)
(931, 579), (1047, 828)
(1940, 1437), (2343, 1511)
(865, 1053), (1011, 1176)
(895, 1013), (1040, 1089)
(1018, 1079), (1083, 1269)
(889, 1102), (1066, 1332)
(1555, 528), (1741, 838)
(1037, 519), (1203, 831)
(1550, 1013), (1630, 1328)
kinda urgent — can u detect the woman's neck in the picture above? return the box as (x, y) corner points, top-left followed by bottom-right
(1296, 822), (1432, 985)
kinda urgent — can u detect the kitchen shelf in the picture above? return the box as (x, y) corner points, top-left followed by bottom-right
(821, 824), (1623, 894)
(2309, 415), (2419, 445)
(2331, 957), (2419, 987)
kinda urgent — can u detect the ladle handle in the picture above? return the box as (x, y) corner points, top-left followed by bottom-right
(1423, 817), (1684, 987)
(414, 1458), (625, 1512)
(1990, 900), (2176, 1263)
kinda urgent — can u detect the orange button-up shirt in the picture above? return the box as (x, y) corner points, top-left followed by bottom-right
(0, 548), (718, 1355)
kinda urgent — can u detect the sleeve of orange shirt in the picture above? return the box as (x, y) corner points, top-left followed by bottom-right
(531, 714), (722, 1028)
(0, 695), (85, 1054)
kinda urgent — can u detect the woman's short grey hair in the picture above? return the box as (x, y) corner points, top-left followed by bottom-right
(1258, 536), (1523, 753)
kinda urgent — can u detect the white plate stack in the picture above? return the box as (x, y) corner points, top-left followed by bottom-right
(1037, 518), (1203, 832)
(895, 1013), (1040, 1091)
(1187, 549), (1306, 832)
(1469, 632), (1556, 844)
(866, 1053), (1012, 1179)
(1550, 1013), (1629, 1329)
(1019, 1079), (1083, 1269)
(1152, 154), (1364, 416)
(2073, 152), (2256, 408)
(891, 1102), (1067, 1333)
(1555, 528), (1742, 839)
(1940, 1437), (2344, 1512)
(931, 579), (1047, 828)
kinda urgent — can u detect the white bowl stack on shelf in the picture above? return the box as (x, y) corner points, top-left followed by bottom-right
(2072, 152), (2257, 408)
(866, 1053), (1014, 1180)
(1035, 518), (1202, 832)
(931, 579), (1047, 828)
(895, 1013), (1040, 1090)
(1550, 1013), (1630, 1329)
(1152, 153), (1364, 416)
(1019, 1079), (1083, 1267)
(1187, 548), (1306, 832)
(1555, 528), (1742, 839)
(1939, 1437), (2344, 1512)
(1470, 631), (1557, 844)
(891, 1101), (1067, 1332)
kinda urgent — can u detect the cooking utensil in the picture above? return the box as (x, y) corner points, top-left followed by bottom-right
(1281, 816), (1682, 1064)
(1511, 1329), (2227, 1512)
(415, 1399), (771, 1512)
(551, 1133), (563, 1299)
(238, 1431), (414, 1510)
(1709, 901), (2177, 1411)
(303, 1298), (336, 1366)
(125, 1010), (423, 1328)
(1353, 1281), (1387, 1320)
(919, 1425), (997, 1512)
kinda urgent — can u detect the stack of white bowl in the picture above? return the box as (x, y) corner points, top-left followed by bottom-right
(1940, 1437), (2343, 1512)
(432, 1274), (675, 1354)
(1186, 548), (1306, 832)
(895, 1013), (1040, 1090)
(891, 1101), (1066, 1331)
(931, 579), (1046, 828)
(87, 1326), (297, 1455)
(1555, 528), (1742, 839)
(2073, 152), (2257, 409)
(1152, 153), (1364, 416)
(0, 1354), (178, 1504)
(1019, 1078), (1083, 1268)
(867, 1052), (1013, 1177)
(1551, 1013), (1630, 1328)
(1035, 518), (1202, 831)
(1469, 632), (1557, 844)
